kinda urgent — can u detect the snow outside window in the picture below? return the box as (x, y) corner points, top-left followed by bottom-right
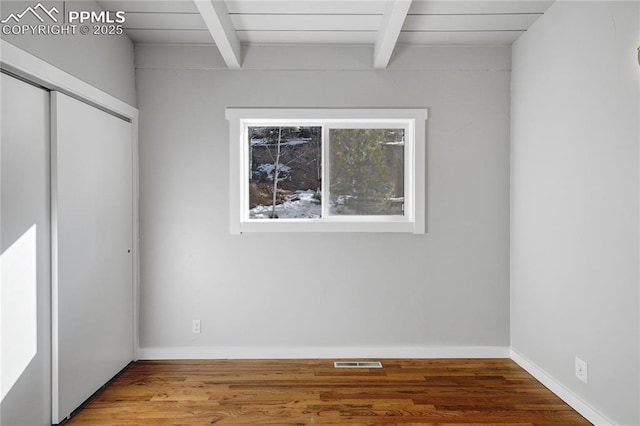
(226, 108), (427, 234)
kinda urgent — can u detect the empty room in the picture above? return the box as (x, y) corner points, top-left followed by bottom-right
(1, 0), (638, 424)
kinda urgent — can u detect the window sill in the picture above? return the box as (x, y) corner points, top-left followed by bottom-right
(237, 220), (421, 234)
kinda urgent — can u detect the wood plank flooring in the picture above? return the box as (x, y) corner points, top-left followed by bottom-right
(66, 359), (591, 425)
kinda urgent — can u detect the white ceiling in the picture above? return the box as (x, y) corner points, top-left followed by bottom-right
(96, 0), (554, 68)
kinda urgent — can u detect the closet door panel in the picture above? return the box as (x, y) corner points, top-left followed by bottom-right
(52, 92), (133, 423)
(0, 73), (51, 426)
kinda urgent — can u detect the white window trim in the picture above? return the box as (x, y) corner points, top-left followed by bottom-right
(226, 108), (427, 234)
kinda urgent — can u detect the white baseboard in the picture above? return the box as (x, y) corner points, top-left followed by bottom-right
(138, 345), (510, 360)
(510, 349), (613, 426)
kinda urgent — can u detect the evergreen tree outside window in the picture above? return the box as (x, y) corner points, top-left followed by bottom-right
(328, 128), (404, 216)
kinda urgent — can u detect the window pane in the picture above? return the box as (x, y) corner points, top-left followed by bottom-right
(329, 128), (404, 216)
(248, 126), (321, 219)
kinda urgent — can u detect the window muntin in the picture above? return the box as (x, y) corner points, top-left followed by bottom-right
(227, 109), (427, 234)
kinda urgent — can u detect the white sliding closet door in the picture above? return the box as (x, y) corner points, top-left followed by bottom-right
(51, 92), (134, 423)
(1, 73), (51, 426)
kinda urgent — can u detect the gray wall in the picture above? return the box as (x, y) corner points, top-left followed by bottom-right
(510, 1), (640, 424)
(135, 45), (511, 355)
(0, 0), (136, 106)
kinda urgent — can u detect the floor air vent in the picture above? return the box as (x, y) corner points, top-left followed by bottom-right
(334, 361), (383, 368)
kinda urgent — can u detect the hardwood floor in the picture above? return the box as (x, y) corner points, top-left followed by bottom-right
(67, 359), (591, 425)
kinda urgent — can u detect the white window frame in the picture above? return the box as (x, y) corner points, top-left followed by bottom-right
(226, 108), (427, 234)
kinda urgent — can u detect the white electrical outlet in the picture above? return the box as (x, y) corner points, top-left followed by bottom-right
(575, 357), (588, 384)
(192, 319), (201, 334)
